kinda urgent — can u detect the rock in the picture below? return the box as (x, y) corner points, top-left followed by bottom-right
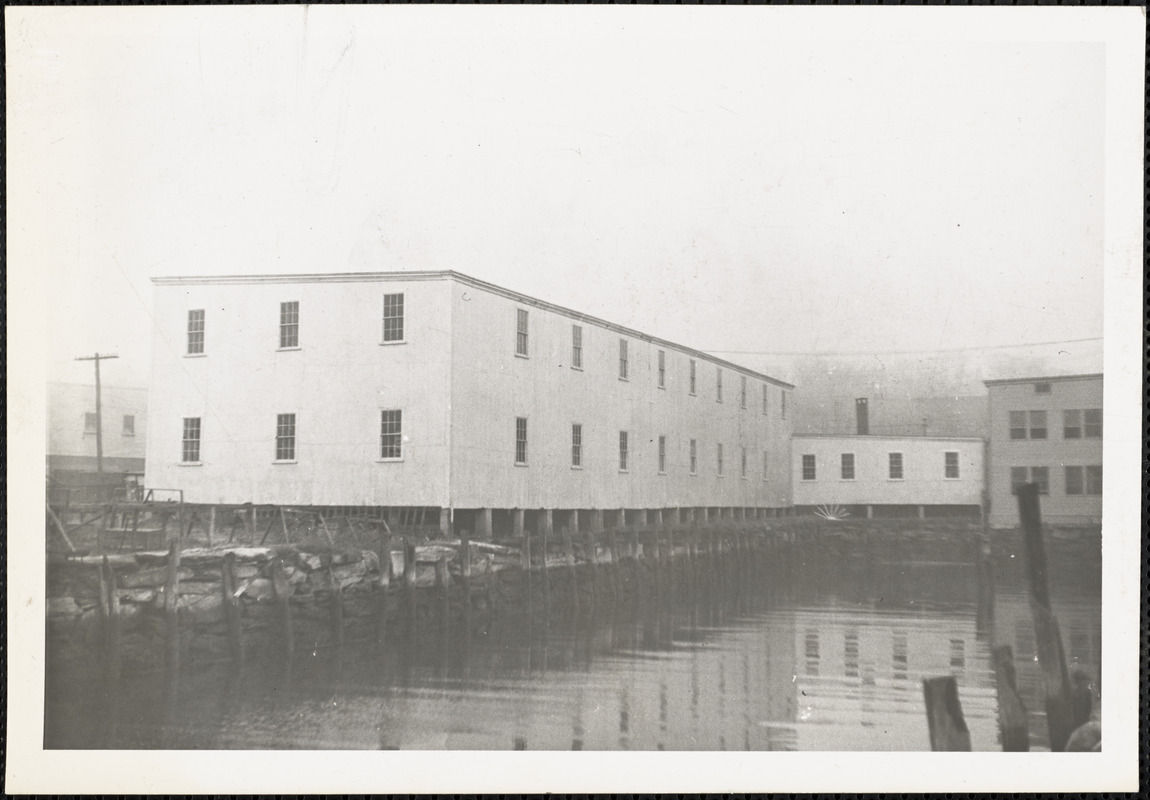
(179, 579), (222, 596)
(332, 561), (367, 582)
(121, 566), (194, 589)
(300, 554), (325, 572)
(47, 597), (82, 617)
(234, 564), (259, 580)
(239, 578), (276, 601)
(122, 589), (156, 604)
(1065, 721), (1101, 752)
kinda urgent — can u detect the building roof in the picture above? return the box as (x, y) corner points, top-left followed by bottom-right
(982, 372), (1103, 387)
(153, 269), (795, 388)
(791, 433), (985, 443)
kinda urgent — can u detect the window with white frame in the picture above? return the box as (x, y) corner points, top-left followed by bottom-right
(841, 453), (855, 480)
(741, 446), (747, 478)
(572, 325), (583, 369)
(382, 293), (404, 342)
(1010, 410), (1047, 439)
(1064, 408), (1102, 439)
(689, 439), (697, 475)
(716, 368), (723, 402)
(619, 430), (629, 471)
(762, 450), (769, 481)
(944, 451), (960, 479)
(515, 309), (529, 356)
(182, 417), (201, 462)
(801, 454), (816, 481)
(717, 443), (724, 476)
(571, 423), (582, 467)
(658, 435), (666, 473)
(618, 339), (629, 380)
(187, 309), (205, 354)
(515, 417), (528, 464)
(762, 384), (769, 415)
(279, 301), (299, 348)
(781, 389), (788, 419)
(379, 410), (402, 459)
(888, 452), (903, 480)
(275, 414), (296, 461)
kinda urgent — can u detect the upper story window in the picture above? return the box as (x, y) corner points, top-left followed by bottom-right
(944, 451), (960, 479)
(688, 360), (697, 395)
(515, 417), (528, 465)
(801, 454), (816, 481)
(571, 325), (583, 370)
(382, 293), (405, 343)
(83, 412), (98, 435)
(275, 413), (297, 461)
(716, 368), (723, 403)
(182, 417), (201, 463)
(571, 423), (582, 468)
(618, 430), (629, 471)
(1034, 382), (1052, 394)
(841, 453), (855, 480)
(515, 309), (529, 357)
(1064, 409), (1102, 439)
(888, 452), (904, 480)
(187, 309), (205, 355)
(689, 438), (698, 475)
(379, 409), (403, 460)
(1083, 409), (1102, 438)
(279, 301), (299, 348)
(658, 435), (667, 474)
(618, 339), (629, 380)
(740, 376), (747, 409)
(657, 350), (666, 388)
(1009, 410), (1047, 440)
(122, 414), (135, 436)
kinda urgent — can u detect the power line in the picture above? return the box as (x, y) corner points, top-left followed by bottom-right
(703, 337), (1103, 358)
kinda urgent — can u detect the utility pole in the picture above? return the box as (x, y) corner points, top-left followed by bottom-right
(74, 353), (119, 473)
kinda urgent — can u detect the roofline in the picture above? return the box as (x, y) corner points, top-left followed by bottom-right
(791, 433), (986, 443)
(983, 372), (1103, 387)
(151, 270), (795, 388)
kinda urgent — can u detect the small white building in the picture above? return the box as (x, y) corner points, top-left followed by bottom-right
(146, 270), (795, 536)
(790, 434), (985, 518)
(48, 381), (148, 474)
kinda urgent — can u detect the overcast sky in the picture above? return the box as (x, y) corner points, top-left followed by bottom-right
(10, 7), (1108, 388)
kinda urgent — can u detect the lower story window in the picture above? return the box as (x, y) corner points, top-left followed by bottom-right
(182, 417), (201, 462)
(801, 454), (816, 481)
(515, 417), (528, 465)
(619, 430), (629, 471)
(276, 413), (296, 461)
(380, 409), (402, 459)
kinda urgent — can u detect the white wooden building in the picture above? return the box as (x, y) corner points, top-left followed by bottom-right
(146, 271), (795, 535)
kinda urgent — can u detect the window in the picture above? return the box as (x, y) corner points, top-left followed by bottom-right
(572, 325), (583, 369)
(1012, 466), (1048, 495)
(383, 293), (405, 342)
(762, 450), (769, 481)
(841, 453), (855, 480)
(1065, 466), (1084, 495)
(379, 410), (402, 459)
(1034, 382), (1051, 394)
(1085, 465), (1102, 495)
(122, 414), (135, 436)
(515, 308), (529, 356)
(83, 412), (98, 435)
(515, 417), (528, 464)
(762, 384), (769, 415)
(618, 430), (629, 471)
(1063, 410), (1082, 439)
(1010, 410), (1047, 439)
(689, 439), (698, 475)
(740, 376), (747, 409)
(1083, 409), (1102, 438)
(187, 309), (205, 354)
(689, 360), (697, 395)
(740, 446), (747, 478)
(658, 435), (666, 473)
(888, 452), (904, 480)
(618, 339), (629, 379)
(801, 454), (816, 481)
(571, 423), (582, 468)
(717, 443), (724, 475)
(781, 390), (788, 419)
(279, 301), (299, 348)
(182, 417), (201, 463)
(275, 414), (296, 461)
(657, 350), (665, 388)
(1028, 411), (1047, 439)
(716, 368), (723, 402)
(944, 451), (960, 479)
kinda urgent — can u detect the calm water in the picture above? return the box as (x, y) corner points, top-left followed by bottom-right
(45, 535), (1101, 751)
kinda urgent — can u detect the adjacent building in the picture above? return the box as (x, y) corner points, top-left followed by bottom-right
(48, 381), (148, 474)
(984, 373), (1103, 528)
(790, 434), (985, 518)
(146, 270), (795, 536)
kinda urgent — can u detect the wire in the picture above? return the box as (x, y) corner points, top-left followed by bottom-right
(702, 337), (1103, 358)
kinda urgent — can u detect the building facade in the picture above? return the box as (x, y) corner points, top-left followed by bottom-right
(146, 271), (795, 534)
(984, 373), (1103, 528)
(48, 381), (148, 474)
(790, 434), (984, 518)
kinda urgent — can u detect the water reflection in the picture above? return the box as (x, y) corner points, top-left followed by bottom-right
(45, 537), (1100, 751)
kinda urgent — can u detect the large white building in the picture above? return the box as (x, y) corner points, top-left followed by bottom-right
(984, 373), (1103, 528)
(790, 434), (985, 518)
(146, 271), (795, 536)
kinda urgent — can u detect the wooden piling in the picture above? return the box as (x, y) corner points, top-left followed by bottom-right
(435, 556), (450, 627)
(562, 526), (578, 614)
(102, 556), (121, 680)
(540, 526), (551, 617)
(280, 508), (291, 545)
(328, 564), (344, 648)
(973, 533), (995, 636)
(1017, 482), (1075, 752)
(460, 531), (472, 631)
(376, 528), (392, 645)
(164, 538), (180, 671)
(992, 645), (1029, 751)
(403, 538), (418, 632)
(270, 557), (294, 657)
(608, 528), (621, 599)
(221, 552), (244, 664)
(585, 529), (599, 608)
(922, 676), (972, 751)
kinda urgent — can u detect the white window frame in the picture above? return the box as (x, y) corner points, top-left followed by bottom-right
(571, 423), (582, 469)
(186, 309), (205, 355)
(944, 451), (960, 480)
(181, 416), (201, 464)
(657, 350), (666, 389)
(841, 453), (855, 481)
(515, 417), (528, 465)
(379, 409), (403, 461)
(571, 324), (583, 370)
(275, 413), (297, 462)
(279, 300), (300, 349)
(619, 430), (629, 472)
(689, 438), (698, 475)
(888, 452), (904, 480)
(382, 293), (405, 344)
(515, 308), (529, 357)
(801, 454), (816, 481)
(618, 338), (629, 380)
(658, 435), (667, 474)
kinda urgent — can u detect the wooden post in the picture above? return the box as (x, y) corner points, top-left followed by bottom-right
(206, 506), (216, 547)
(922, 676), (972, 751)
(540, 525), (551, 618)
(974, 533), (995, 636)
(270, 557), (294, 657)
(280, 508), (291, 545)
(1017, 482), (1075, 751)
(460, 531), (472, 631)
(376, 527), (391, 646)
(608, 528), (620, 599)
(404, 538), (418, 632)
(585, 529), (598, 608)
(328, 564), (344, 648)
(164, 538), (180, 671)
(992, 645), (1029, 751)
(513, 509), (525, 539)
(562, 525), (578, 614)
(46, 504), (77, 552)
(221, 552), (244, 664)
(435, 556), (450, 627)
